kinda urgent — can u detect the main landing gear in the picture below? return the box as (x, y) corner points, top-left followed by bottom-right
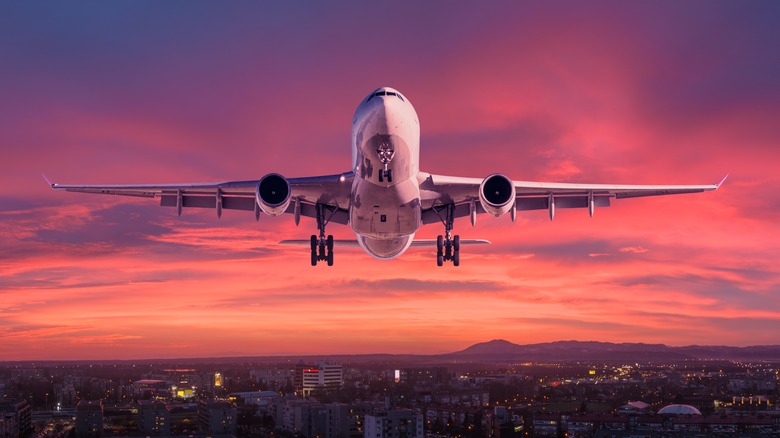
(433, 203), (461, 267)
(311, 204), (337, 266)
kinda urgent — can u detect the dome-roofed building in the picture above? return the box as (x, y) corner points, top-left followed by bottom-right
(658, 404), (702, 415)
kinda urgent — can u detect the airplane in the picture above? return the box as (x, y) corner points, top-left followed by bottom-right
(47, 86), (726, 266)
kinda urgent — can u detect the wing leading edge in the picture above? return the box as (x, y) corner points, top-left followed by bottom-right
(46, 172), (354, 223)
(420, 172), (726, 224)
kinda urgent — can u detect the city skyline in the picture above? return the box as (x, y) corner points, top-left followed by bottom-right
(2, 2), (780, 360)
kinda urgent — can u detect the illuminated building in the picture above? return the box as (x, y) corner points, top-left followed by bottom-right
(301, 363), (343, 397)
(172, 384), (195, 399)
(214, 372), (223, 387)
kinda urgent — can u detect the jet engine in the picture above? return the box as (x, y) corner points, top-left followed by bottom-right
(479, 173), (516, 217)
(255, 173), (291, 216)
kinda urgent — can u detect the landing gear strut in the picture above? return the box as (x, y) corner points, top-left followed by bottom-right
(433, 203), (460, 267)
(311, 203), (336, 266)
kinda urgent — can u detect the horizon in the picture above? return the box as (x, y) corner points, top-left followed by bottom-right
(4, 338), (780, 364)
(2, 2), (780, 361)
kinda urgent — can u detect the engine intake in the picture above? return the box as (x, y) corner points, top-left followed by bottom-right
(479, 173), (516, 217)
(256, 173), (291, 216)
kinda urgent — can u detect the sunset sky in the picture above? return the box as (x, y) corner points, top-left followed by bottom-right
(2, 2), (780, 360)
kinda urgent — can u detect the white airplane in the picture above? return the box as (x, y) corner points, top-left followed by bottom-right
(48, 87), (725, 266)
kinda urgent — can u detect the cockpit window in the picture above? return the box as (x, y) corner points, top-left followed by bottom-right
(367, 91), (405, 102)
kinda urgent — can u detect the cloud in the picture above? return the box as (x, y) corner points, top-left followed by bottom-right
(1, 2), (779, 359)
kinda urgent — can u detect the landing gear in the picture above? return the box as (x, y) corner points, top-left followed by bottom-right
(433, 203), (461, 267)
(310, 204), (336, 266)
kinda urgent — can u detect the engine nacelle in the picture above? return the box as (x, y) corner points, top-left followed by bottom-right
(479, 173), (516, 217)
(255, 173), (292, 216)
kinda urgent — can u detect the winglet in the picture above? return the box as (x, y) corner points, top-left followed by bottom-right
(42, 174), (56, 188)
(716, 174), (729, 189)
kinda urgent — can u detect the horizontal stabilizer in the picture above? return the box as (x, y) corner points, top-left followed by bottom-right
(279, 239), (491, 248)
(410, 239), (491, 247)
(280, 239), (362, 248)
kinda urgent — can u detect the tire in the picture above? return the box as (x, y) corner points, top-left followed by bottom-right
(436, 235), (444, 252)
(437, 254), (443, 266)
(453, 251), (460, 267)
(327, 235), (334, 251)
(327, 250), (334, 266)
(311, 250), (317, 266)
(310, 235), (317, 251)
(453, 235), (460, 252)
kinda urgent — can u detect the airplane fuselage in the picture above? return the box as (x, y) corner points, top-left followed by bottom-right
(350, 88), (422, 259)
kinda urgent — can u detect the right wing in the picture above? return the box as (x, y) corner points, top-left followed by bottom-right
(419, 172), (726, 223)
(46, 172), (354, 223)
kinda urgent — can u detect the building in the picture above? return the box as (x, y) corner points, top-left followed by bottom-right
(131, 379), (172, 399)
(75, 400), (103, 438)
(302, 363), (343, 397)
(0, 413), (17, 438)
(364, 410), (423, 438)
(137, 400), (170, 436)
(228, 390), (281, 407)
(198, 400), (237, 437)
(294, 360), (307, 393)
(0, 399), (32, 438)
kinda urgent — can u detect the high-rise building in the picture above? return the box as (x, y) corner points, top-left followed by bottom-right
(0, 399), (32, 438)
(137, 400), (170, 436)
(76, 400), (103, 438)
(294, 359), (307, 393)
(302, 363), (343, 397)
(364, 410), (423, 438)
(198, 400), (237, 437)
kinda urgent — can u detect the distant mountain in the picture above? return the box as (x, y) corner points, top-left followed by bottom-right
(445, 339), (780, 362)
(7, 340), (780, 365)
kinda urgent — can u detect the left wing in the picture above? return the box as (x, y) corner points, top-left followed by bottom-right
(46, 172), (354, 223)
(419, 172), (726, 223)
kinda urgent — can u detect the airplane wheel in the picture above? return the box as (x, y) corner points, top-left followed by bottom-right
(327, 250), (334, 266)
(311, 250), (317, 266)
(453, 251), (460, 267)
(437, 254), (443, 266)
(327, 235), (334, 251)
(310, 235), (317, 251)
(436, 235), (443, 252)
(453, 235), (460, 252)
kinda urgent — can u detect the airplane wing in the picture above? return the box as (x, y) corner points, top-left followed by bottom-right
(45, 172), (354, 224)
(419, 172), (727, 224)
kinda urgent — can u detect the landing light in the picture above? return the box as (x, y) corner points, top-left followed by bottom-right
(339, 175), (346, 182)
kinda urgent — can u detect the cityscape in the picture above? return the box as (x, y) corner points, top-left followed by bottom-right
(2, 340), (780, 438)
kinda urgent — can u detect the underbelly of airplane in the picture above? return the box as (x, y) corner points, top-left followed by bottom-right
(350, 176), (421, 237)
(356, 234), (415, 260)
(349, 175), (421, 259)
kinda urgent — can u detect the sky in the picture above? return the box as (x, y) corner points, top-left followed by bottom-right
(2, 2), (780, 361)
